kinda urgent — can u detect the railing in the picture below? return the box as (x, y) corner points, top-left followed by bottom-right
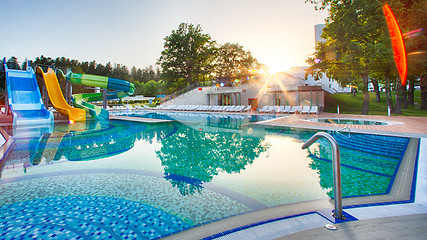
(335, 126), (351, 138)
(302, 132), (345, 220)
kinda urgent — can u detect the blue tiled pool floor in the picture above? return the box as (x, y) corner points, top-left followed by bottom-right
(0, 196), (189, 239)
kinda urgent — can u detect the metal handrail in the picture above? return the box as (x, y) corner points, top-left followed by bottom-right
(302, 132), (345, 220)
(336, 126), (350, 133)
(336, 126), (351, 138)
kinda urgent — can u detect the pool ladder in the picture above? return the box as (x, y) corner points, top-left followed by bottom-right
(335, 126), (351, 138)
(302, 132), (345, 220)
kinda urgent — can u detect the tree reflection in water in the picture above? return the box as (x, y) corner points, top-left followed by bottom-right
(306, 133), (406, 198)
(156, 123), (269, 195)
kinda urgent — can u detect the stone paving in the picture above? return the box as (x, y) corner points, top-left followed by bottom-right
(277, 214), (427, 240)
(260, 112), (427, 136)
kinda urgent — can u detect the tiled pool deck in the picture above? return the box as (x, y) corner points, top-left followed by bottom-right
(1, 111), (427, 239)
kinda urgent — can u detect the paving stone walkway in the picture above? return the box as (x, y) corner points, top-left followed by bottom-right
(278, 214), (427, 240)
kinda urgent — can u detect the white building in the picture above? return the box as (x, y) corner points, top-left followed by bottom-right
(315, 24), (326, 46)
(160, 24), (350, 110)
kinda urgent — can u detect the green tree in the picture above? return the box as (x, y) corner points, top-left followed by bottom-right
(134, 81), (145, 95)
(144, 80), (158, 97)
(6, 56), (21, 69)
(306, 0), (391, 114)
(87, 61), (97, 74)
(158, 23), (217, 92)
(112, 63), (130, 80)
(130, 66), (140, 83)
(386, 0), (427, 110)
(215, 42), (262, 78)
(307, 0), (427, 113)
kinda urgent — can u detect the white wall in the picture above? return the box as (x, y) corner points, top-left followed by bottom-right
(163, 87), (212, 106)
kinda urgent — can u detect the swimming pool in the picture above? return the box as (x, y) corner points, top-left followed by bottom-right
(0, 112), (411, 239)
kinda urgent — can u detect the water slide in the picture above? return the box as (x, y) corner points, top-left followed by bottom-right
(58, 70), (135, 121)
(36, 67), (86, 122)
(3, 60), (54, 125)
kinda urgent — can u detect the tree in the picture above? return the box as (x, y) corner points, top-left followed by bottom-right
(215, 42), (262, 78)
(6, 56), (21, 69)
(158, 23), (217, 92)
(144, 80), (158, 97)
(112, 63), (130, 80)
(387, 0), (427, 110)
(130, 66), (138, 83)
(87, 61), (97, 74)
(134, 81), (145, 95)
(306, 0), (392, 115)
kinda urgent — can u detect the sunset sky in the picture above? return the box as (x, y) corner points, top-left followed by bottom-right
(1, 0), (328, 72)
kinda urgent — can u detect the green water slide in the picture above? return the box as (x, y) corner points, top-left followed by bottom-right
(59, 71), (135, 121)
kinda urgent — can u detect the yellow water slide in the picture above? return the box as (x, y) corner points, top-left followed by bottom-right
(36, 67), (86, 122)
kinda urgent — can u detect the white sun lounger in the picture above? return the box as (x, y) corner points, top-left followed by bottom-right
(242, 105), (252, 112)
(234, 105), (245, 112)
(276, 106), (284, 113)
(280, 106), (291, 113)
(267, 106), (275, 113)
(211, 105), (219, 111)
(204, 105), (212, 111)
(258, 106), (270, 113)
(309, 106), (319, 114)
(301, 106), (311, 114)
(288, 106), (298, 114)
(225, 105), (236, 112)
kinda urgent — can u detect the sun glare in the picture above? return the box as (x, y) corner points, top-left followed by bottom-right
(264, 61), (292, 74)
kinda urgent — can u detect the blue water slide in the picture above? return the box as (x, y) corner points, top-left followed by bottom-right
(3, 59), (54, 125)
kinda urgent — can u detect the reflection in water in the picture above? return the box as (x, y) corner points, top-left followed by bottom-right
(2, 112), (409, 201)
(306, 133), (409, 198)
(156, 123), (269, 195)
(4, 121), (163, 174)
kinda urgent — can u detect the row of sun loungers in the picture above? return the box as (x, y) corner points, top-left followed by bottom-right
(107, 104), (318, 114)
(154, 105), (252, 112)
(258, 105), (319, 114)
(107, 105), (150, 110)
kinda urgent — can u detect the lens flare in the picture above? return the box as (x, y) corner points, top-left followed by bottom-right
(403, 28), (423, 38)
(383, 4), (408, 85)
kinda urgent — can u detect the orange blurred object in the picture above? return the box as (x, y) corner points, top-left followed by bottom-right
(383, 4), (407, 85)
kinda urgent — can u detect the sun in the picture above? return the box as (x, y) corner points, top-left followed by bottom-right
(264, 60), (292, 74)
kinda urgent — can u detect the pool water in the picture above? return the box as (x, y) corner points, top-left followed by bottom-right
(0, 112), (410, 239)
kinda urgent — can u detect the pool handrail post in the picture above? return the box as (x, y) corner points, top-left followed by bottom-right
(103, 88), (107, 109)
(302, 132), (345, 220)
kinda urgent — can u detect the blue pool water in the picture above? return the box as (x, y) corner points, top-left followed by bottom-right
(0, 111), (411, 239)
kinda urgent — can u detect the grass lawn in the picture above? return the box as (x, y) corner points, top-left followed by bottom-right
(324, 90), (427, 117)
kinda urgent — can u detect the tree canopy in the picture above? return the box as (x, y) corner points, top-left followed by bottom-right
(305, 0), (427, 114)
(215, 42), (263, 78)
(158, 23), (264, 92)
(158, 23), (217, 91)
